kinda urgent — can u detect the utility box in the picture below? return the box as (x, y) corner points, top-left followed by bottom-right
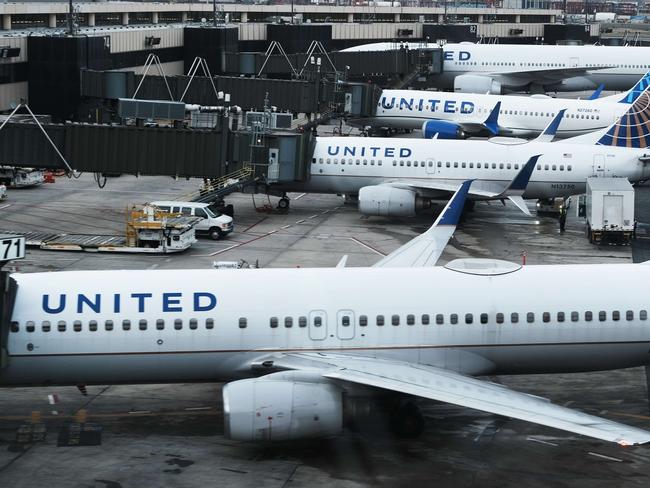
(585, 177), (635, 244)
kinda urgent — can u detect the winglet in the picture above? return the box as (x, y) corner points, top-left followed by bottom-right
(506, 154), (540, 192)
(534, 109), (566, 143)
(588, 84), (604, 100)
(372, 181), (473, 268)
(483, 101), (501, 135)
(436, 180), (473, 226)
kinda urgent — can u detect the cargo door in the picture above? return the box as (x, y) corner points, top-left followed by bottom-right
(593, 154), (606, 176)
(308, 310), (327, 341)
(336, 310), (355, 340)
(603, 194), (624, 229)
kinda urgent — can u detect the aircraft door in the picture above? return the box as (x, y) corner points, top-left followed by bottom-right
(308, 310), (327, 340)
(593, 154), (606, 176)
(569, 57), (579, 68)
(425, 158), (436, 174)
(337, 310), (355, 340)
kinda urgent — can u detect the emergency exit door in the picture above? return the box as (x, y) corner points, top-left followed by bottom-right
(337, 310), (355, 340)
(425, 158), (436, 174)
(308, 310), (327, 340)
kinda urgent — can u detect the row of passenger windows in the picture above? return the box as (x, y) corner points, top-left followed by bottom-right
(313, 158), (572, 172)
(268, 309), (649, 328)
(10, 318), (223, 333)
(391, 105), (601, 120)
(452, 62), (650, 69)
(313, 158), (383, 166)
(12, 309), (648, 334)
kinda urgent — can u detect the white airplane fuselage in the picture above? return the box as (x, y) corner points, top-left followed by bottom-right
(365, 89), (625, 138)
(278, 136), (648, 200)
(343, 42), (649, 92)
(2, 264), (650, 387)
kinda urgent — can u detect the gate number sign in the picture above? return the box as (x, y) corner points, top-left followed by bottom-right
(0, 236), (25, 261)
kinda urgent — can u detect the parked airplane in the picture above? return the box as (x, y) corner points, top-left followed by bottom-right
(2, 182), (650, 445)
(351, 71), (650, 139)
(342, 42), (650, 93)
(273, 92), (650, 216)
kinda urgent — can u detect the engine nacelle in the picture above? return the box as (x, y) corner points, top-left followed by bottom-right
(358, 185), (428, 217)
(454, 74), (502, 94)
(223, 376), (343, 441)
(421, 119), (465, 139)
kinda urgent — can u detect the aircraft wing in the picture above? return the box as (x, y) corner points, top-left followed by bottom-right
(493, 65), (611, 85)
(391, 155), (540, 216)
(269, 352), (650, 446)
(372, 180), (472, 268)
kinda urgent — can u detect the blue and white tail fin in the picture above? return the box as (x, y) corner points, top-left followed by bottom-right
(596, 88), (650, 148)
(598, 70), (650, 104)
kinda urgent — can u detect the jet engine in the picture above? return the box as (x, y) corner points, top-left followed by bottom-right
(358, 186), (429, 217)
(454, 74), (502, 94)
(421, 120), (465, 139)
(223, 375), (343, 441)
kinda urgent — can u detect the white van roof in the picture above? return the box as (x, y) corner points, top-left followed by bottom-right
(150, 201), (210, 208)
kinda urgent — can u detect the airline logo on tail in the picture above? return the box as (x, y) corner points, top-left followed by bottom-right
(620, 70), (650, 104)
(597, 90), (650, 148)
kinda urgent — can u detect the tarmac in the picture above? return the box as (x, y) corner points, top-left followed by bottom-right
(0, 173), (649, 487)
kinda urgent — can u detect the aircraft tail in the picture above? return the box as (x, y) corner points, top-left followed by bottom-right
(595, 88), (650, 148)
(618, 70), (650, 104)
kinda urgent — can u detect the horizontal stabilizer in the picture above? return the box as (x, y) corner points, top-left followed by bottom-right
(508, 195), (531, 216)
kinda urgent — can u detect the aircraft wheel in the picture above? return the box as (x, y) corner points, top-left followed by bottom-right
(278, 197), (290, 210)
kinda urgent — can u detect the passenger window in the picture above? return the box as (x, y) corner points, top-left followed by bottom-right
(174, 319), (182, 330)
(480, 313), (488, 324)
(206, 318), (214, 329)
(73, 320), (82, 332)
(89, 320), (98, 332)
(341, 316), (350, 327)
(642, 310), (648, 320)
(359, 315), (368, 326)
(542, 312), (550, 323)
(422, 314), (430, 325)
(465, 314), (473, 324)
(585, 311), (593, 322)
(189, 319), (198, 330)
(181, 207), (192, 216)
(376, 315), (384, 326)
(314, 316), (323, 327)
(156, 319), (165, 330)
(10, 321), (19, 333)
(172, 207), (181, 213)
(406, 314), (415, 325)
(526, 312), (534, 323)
(42, 321), (51, 332)
(123, 320), (131, 331)
(238, 317), (247, 329)
(612, 311), (620, 321)
(285, 317), (293, 328)
(557, 312), (565, 322)
(139, 319), (147, 331)
(392, 315), (400, 326)
(599, 311), (606, 321)
(195, 208), (207, 218)
(105, 320), (113, 331)
(26, 320), (35, 333)
(626, 310), (634, 321)
(299, 316), (308, 327)
(58, 321), (66, 332)
(496, 313), (504, 324)
(436, 314), (444, 325)
(450, 314), (458, 325)
(270, 317), (278, 328)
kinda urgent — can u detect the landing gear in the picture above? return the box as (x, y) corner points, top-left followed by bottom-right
(277, 196), (290, 210)
(389, 401), (425, 438)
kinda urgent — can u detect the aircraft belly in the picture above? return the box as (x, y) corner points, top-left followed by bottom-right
(0, 351), (246, 386)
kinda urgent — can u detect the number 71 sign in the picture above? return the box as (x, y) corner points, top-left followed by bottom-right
(0, 236), (25, 262)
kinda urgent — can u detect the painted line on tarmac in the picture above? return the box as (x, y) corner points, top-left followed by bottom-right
(526, 437), (558, 447)
(588, 452), (623, 462)
(350, 237), (386, 256)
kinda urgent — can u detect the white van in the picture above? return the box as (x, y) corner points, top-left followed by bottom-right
(151, 201), (233, 240)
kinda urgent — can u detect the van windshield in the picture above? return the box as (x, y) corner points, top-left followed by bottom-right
(206, 205), (221, 217)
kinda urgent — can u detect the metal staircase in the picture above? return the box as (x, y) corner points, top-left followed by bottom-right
(180, 164), (256, 203)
